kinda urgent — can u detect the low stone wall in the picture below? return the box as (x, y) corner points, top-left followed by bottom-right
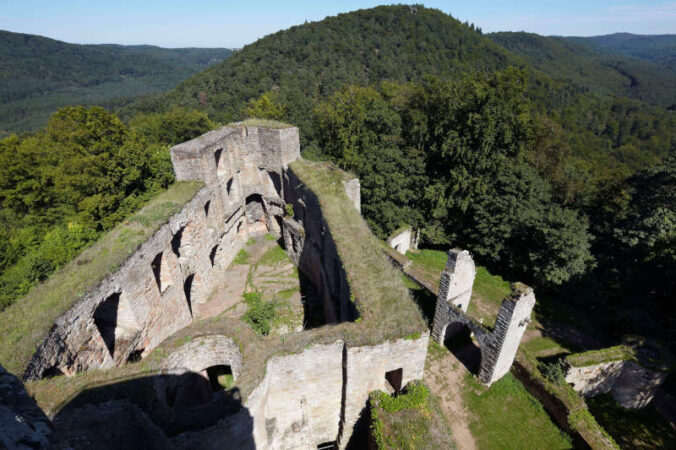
(387, 227), (412, 255)
(565, 361), (625, 397)
(566, 358), (669, 409)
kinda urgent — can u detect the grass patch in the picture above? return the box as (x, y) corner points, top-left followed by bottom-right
(264, 233), (277, 241)
(406, 249), (447, 282)
(233, 249), (251, 265)
(258, 245), (289, 266)
(0, 181), (204, 376)
(242, 292), (278, 336)
(234, 118), (294, 129)
(290, 160), (426, 344)
(246, 237), (256, 245)
(473, 266), (511, 305)
(522, 337), (570, 357)
(370, 382), (454, 450)
(276, 286), (299, 300)
(586, 394), (676, 449)
(463, 373), (573, 449)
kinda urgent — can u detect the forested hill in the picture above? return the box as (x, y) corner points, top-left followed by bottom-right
(125, 5), (516, 131)
(489, 32), (676, 108)
(564, 33), (676, 69)
(0, 30), (232, 134)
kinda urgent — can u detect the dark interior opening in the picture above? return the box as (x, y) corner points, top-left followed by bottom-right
(168, 373), (212, 409)
(171, 227), (185, 258)
(214, 148), (222, 167)
(385, 368), (403, 393)
(42, 366), (63, 379)
(226, 177), (234, 195)
(444, 323), (482, 374)
(204, 200), (211, 217)
(268, 170), (282, 196)
(151, 252), (163, 292)
(127, 348), (144, 363)
(93, 293), (121, 358)
(245, 193), (265, 223)
(209, 245), (218, 267)
(206, 365), (233, 392)
(317, 442), (337, 450)
(183, 274), (195, 317)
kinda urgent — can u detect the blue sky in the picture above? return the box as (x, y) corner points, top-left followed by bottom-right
(1, 1), (675, 48)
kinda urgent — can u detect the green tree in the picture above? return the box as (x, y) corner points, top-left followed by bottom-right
(244, 91), (287, 121)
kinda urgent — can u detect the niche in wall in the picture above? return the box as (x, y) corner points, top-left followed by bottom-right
(93, 292), (140, 360)
(151, 251), (177, 294)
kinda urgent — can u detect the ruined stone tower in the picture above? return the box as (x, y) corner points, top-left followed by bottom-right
(431, 249), (535, 385)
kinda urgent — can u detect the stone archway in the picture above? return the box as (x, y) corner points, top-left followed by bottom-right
(442, 321), (482, 375)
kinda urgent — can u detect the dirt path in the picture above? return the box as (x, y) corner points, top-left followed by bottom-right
(425, 349), (478, 450)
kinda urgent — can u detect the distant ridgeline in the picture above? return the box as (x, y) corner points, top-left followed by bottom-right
(0, 29), (232, 134)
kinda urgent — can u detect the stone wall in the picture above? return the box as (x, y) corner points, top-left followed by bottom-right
(282, 169), (358, 324)
(565, 361), (625, 397)
(24, 125), (300, 381)
(387, 228), (412, 255)
(165, 334), (429, 450)
(15, 124), (431, 449)
(430, 249), (534, 385)
(565, 357), (668, 409)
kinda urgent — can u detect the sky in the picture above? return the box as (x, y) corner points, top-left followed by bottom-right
(0, 1), (675, 48)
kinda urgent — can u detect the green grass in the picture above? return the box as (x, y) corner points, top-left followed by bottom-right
(276, 286), (299, 300)
(522, 337), (570, 357)
(406, 249), (447, 281)
(234, 118), (294, 129)
(246, 237), (256, 245)
(242, 291), (278, 336)
(587, 394), (676, 449)
(463, 373), (573, 450)
(473, 266), (511, 305)
(258, 245), (289, 266)
(291, 160), (426, 344)
(233, 249), (251, 265)
(0, 181), (204, 376)
(264, 233), (277, 241)
(370, 382), (455, 450)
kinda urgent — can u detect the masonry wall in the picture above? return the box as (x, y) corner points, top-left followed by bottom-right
(282, 169), (357, 324)
(166, 335), (429, 450)
(24, 125), (300, 381)
(387, 228), (412, 255)
(565, 358), (668, 409)
(565, 361), (625, 397)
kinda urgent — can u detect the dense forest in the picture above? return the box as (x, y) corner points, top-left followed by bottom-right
(1, 5), (674, 354)
(0, 30), (232, 134)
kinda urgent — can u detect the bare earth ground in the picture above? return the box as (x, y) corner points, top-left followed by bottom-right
(425, 347), (478, 450)
(194, 234), (303, 332)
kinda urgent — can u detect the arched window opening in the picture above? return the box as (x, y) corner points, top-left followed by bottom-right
(93, 292), (140, 360)
(245, 193), (265, 224)
(206, 365), (234, 392)
(171, 226), (185, 258)
(214, 148), (223, 168)
(209, 245), (218, 267)
(204, 200), (211, 217)
(183, 274), (195, 317)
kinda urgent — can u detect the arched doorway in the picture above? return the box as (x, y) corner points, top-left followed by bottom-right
(443, 322), (482, 374)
